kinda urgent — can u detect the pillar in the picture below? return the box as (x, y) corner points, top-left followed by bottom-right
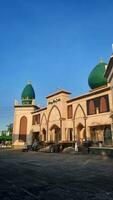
(111, 122), (113, 145)
(74, 127), (77, 141)
(86, 126), (90, 140)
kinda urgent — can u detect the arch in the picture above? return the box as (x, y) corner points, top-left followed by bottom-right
(40, 113), (47, 125)
(48, 105), (62, 121)
(77, 123), (84, 131)
(19, 116), (27, 142)
(77, 122), (85, 143)
(73, 105), (86, 142)
(48, 105), (62, 142)
(40, 113), (47, 129)
(49, 124), (61, 143)
(50, 124), (60, 131)
(73, 104), (86, 119)
(40, 113), (47, 141)
(42, 128), (46, 141)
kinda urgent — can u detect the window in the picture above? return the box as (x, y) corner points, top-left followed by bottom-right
(87, 95), (109, 115)
(100, 96), (107, 113)
(32, 116), (35, 125)
(35, 114), (40, 124)
(32, 114), (40, 125)
(67, 105), (73, 119)
(88, 100), (95, 115)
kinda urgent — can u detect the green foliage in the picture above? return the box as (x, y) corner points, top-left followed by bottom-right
(7, 123), (13, 134)
(0, 135), (12, 141)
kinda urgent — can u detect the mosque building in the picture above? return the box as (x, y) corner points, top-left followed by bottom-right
(13, 55), (113, 149)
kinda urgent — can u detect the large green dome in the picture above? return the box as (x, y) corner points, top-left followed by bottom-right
(88, 61), (107, 89)
(21, 82), (35, 105)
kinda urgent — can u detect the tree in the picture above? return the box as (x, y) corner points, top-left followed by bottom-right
(7, 123), (13, 134)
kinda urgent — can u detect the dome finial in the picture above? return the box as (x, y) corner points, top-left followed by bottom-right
(112, 44), (113, 55)
(28, 80), (32, 85)
(99, 57), (104, 63)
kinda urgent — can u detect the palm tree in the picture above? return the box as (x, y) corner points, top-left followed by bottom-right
(7, 123), (13, 134)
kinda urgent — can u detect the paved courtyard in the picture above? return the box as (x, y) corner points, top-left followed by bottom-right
(0, 150), (113, 200)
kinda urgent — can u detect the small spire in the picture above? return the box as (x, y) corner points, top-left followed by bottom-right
(112, 44), (113, 55)
(99, 57), (104, 63)
(27, 80), (32, 85)
(56, 87), (61, 91)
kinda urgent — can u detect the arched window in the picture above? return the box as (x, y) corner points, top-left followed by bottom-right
(100, 97), (107, 113)
(19, 116), (27, 142)
(67, 105), (73, 119)
(89, 100), (95, 115)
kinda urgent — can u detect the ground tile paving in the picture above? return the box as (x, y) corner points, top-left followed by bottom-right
(0, 150), (113, 200)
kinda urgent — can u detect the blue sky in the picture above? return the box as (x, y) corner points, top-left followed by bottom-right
(0, 0), (113, 130)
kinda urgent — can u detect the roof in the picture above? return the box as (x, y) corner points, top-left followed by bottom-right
(32, 107), (47, 114)
(88, 62), (107, 89)
(67, 86), (110, 103)
(14, 105), (39, 109)
(46, 90), (71, 99)
(21, 83), (35, 99)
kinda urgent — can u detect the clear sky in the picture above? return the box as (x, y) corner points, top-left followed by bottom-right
(0, 0), (113, 130)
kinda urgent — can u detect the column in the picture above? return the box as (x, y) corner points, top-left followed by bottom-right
(111, 122), (113, 145)
(63, 128), (67, 142)
(74, 127), (77, 141)
(86, 126), (90, 140)
(61, 119), (66, 141)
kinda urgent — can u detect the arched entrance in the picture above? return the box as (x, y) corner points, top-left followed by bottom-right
(74, 104), (86, 143)
(77, 123), (85, 143)
(50, 124), (61, 143)
(48, 105), (62, 143)
(19, 116), (27, 142)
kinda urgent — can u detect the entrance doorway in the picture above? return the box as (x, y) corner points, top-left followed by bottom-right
(32, 132), (40, 143)
(50, 124), (61, 143)
(77, 123), (85, 143)
(67, 128), (73, 141)
(19, 116), (27, 142)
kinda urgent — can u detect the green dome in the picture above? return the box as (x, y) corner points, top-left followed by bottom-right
(88, 61), (107, 89)
(21, 82), (35, 105)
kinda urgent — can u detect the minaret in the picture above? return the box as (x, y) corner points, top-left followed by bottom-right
(13, 82), (38, 149)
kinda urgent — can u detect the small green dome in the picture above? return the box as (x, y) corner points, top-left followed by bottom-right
(21, 82), (35, 105)
(88, 61), (107, 89)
